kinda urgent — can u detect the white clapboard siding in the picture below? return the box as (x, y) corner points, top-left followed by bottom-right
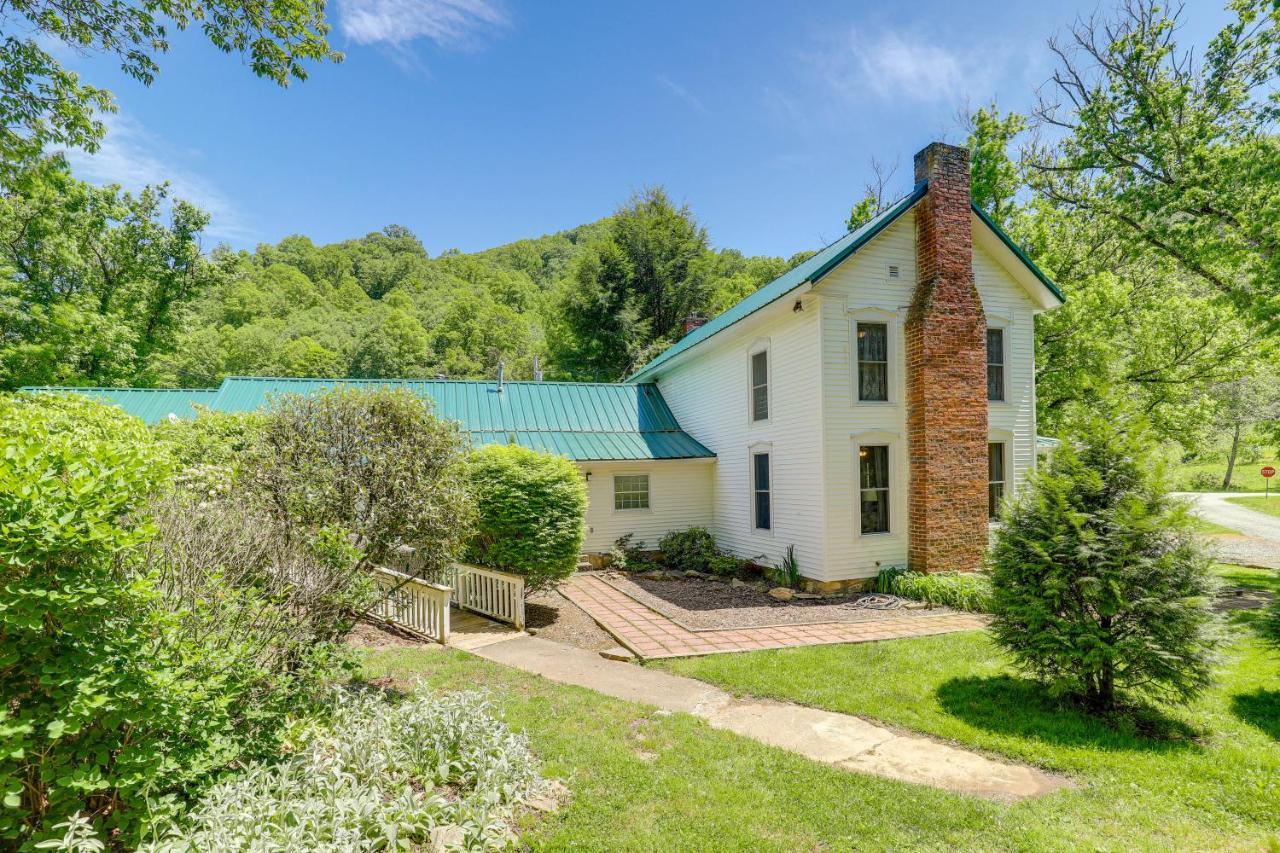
(579, 460), (715, 553)
(652, 299), (827, 577)
(811, 211), (1043, 581)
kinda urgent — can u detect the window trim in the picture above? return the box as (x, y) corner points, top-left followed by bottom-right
(747, 339), (771, 425)
(749, 442), (774, 536)
(848, 307), (898, 406)
(611, 472), (652, 513)
(988, 429), (1015, 523)
(986, 323), (1008, 404)
(851, 431), (901, 539)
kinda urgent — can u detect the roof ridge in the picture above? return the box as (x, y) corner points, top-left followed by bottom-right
(219, 376), (654, 388)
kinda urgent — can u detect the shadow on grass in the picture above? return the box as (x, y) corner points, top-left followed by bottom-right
(1231, 689), (1280, 740)
(936, 675), (1200, 751)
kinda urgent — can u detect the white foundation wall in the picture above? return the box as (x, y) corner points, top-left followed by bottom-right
(812, 211), (1042, 582)
(650, 300), (827, 577)
(578, 460), (715, 553)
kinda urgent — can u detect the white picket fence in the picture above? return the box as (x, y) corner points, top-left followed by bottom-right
(442, 563), (526, 630)
(370, 550), (526, 637)
(368, 566), (452, 643)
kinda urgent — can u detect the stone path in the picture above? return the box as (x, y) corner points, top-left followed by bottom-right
(562, 574), (986, 659)
(1178, 492), (1280, 569)
(474, 635), (1068, 801)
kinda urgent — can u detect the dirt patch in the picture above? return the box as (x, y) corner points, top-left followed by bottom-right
(526, 588), (617, 651)
(346, 618), (438, 650)
(601, 572), (958, 631)
(1213, 586), (1274, 613)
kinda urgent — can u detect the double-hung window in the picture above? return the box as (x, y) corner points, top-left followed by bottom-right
(613, 474), (650, 511)
(751, 350), (769, 421)
(858, 445), (890, 534)
(987, 328), (1005, 401)
(752, 451), (771, 530)
(857, 323), (889, 402)
(988, 443), (1006, 519)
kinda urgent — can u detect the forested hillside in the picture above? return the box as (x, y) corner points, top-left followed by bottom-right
(0, 163), (807, 390)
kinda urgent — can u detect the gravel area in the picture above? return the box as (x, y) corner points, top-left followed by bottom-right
(598, 571), (956, 631)
(526, 588), (617, 651)
(1206, 535), (1280, 570)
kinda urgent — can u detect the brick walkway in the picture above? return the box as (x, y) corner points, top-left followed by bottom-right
(562, 574), (987, 660)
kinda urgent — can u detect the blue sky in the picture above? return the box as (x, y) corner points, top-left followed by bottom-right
(65, 0), (1231, 257)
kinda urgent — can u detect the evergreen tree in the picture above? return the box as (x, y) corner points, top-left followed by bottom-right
(988, 419), (1220, 713)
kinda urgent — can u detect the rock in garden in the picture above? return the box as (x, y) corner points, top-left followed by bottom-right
(729, 578), (747, 588)
(526, 779), (570, 813)
(793, 592), (821, 600)
(685, 570), (707, 578)
(768, 587), (795, 601)
(430, 825), (466, 851)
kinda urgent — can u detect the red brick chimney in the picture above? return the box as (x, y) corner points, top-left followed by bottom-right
(905, 142), (988, 573)
(681, 314), (708, 337)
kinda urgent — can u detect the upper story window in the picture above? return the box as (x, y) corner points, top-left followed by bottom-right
(751, 349), (769, 421)
(857, 323), (889, 402)
(752, 451), (771, 530)
(986, 328), (1005, 401)
(988, 443), (1006, 519)
(858, 444), (890, 534)
(614, 474), (650, 511)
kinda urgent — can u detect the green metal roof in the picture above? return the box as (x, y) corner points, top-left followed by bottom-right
(628, 181), (1064, 382)
(18, 386), (220, 424)
(22, 377), (715, 462)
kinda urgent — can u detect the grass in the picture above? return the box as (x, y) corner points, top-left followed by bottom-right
(1227, 495), (1280, 519)
(1170, 454), (1279, 492)
(1189, 514), (1240, 536)
(653, 566), (1280, 851)
(358, 565), (1280, 850)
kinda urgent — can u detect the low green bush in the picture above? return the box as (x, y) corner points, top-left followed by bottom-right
(142, 687), (550, 851)
(707, 554), (742, 577)
(658, 527), (719, 575)
(888, 570), (993, 613)
(465, 444), (587, 591)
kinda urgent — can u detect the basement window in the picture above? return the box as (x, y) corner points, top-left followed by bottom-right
(614, 474), (650, 511)
(859, 445), (890, 535)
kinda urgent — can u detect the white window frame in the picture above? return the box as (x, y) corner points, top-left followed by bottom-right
(612, 472), (651, 513)
(986, 319), (1009, 405)
(749, 442), (774, 536)
(987, 441), (1008, 520)
(988, 428), (1015, 522)
(849, 307), (899, 406)
(851, 431), (901, 539)
(747, 340), (771, 425)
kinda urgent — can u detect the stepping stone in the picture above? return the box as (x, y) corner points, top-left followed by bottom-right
(599, 646), (636, 662)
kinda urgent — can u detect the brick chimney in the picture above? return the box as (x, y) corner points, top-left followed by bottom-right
(905, 142), (988, 573)
(681, 313), (708, 337)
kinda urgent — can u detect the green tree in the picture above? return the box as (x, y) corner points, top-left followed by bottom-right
(0, 0), (339, 161)
(965, 104), (1027, 226)
(1024, 0), (1280, 322)
(349, 309), (433, 378)
(0, 157), (217, 388)
(988, 419), (1219, 713)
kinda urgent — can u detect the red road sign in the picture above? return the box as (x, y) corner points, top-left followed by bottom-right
(1262, 466), (1276, 478)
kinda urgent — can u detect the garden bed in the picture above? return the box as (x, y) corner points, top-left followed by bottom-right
(598, 571), (954, 631)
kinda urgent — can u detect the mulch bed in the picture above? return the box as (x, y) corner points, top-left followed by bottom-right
(525, 588), (618, 651)
(599, 571), (955, 631)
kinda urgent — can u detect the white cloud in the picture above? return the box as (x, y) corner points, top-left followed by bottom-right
(62, 114), (252, 244)
(817, 27), (994, 104)
(338, 0), (507, 48)
(656, 75), (708, 115)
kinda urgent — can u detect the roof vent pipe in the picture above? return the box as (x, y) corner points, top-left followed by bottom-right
(533, 354), (543, 382)
(496, 360), (505, 392)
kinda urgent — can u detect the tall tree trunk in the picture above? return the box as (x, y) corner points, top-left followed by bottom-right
(1223, 422), (1242, 491)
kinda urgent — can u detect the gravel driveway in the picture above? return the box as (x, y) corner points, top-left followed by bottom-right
(1177, 492), (1280, 569)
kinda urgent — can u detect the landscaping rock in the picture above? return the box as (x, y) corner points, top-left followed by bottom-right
(599, 646), (635, 662)
(793, 592), (822, 600)
(729, 578), (747, 588)
(430, 825), (466, 851)
(639, 570), (669, 580)
(684, 570), (708, 578)
(768, 587), (795, 602)
(903, 601), (931, 610)
(526, 779), (570, 813)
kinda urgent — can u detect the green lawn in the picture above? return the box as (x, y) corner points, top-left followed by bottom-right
(1190, 514), (1240, 536)
(361, 570), (1280, 850)
(1171, 455), (1279, 492)
(1227, 495), (1280, 519)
